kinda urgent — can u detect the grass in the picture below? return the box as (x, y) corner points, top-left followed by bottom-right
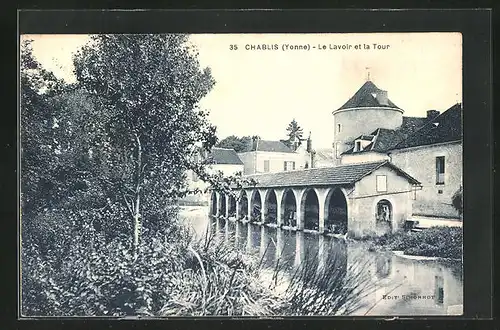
(21, 208), (380, 317)
(371, 226), (463, 259)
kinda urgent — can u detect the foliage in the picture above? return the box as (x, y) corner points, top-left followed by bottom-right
(277, 246), (376, 315)
(71, 34), (219, 251)
(375, 226), (463, 259)
(284, 118), (303, 149)
(20, 39), (70, 214)
(215, 135), (252, 152)
(451, 186), (463, 216)
(21, 211), (280, 316)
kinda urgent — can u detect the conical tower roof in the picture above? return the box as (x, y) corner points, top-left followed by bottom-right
(336, 80), (402, 112)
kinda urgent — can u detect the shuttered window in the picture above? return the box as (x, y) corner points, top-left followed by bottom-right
(436, 156), (445, 184)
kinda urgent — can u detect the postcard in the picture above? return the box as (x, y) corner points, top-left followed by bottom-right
(20, 31), (464, 317)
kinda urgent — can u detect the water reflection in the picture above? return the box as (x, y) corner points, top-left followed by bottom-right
(183, 208), (463, 316)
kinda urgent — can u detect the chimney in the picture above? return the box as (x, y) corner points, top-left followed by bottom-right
(375, 90), (389, 106)
(427, 110), (440, 120)
(252, 136), (260, 151)
(306, 131), (312, 152)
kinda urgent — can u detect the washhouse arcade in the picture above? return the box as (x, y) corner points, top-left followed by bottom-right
(210, 160), (421, 237)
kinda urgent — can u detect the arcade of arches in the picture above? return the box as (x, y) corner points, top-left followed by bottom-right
(210, 187), (351, 234)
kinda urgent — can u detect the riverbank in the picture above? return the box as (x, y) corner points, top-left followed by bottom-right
(364, 226), (462, 260)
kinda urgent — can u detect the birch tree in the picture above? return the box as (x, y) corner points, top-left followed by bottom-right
(73, 34), (216, 255)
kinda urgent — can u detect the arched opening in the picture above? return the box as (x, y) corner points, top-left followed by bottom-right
(228, 195), (237, 218)
(301, 189), (320, 231)
(219, 193), (227, 218)
(210, 191), (217, 216)
(238, 191), (248, 220)
(250, 190), (262, 221)
(325, 188), (348, 234)
(376, 199), (393, 232)
(281, 189), (297, 227)
(264, 190), (277, 224)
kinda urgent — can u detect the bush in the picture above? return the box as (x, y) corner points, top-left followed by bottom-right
(376, 226), (462, 259)
(21, 205), (284, 317)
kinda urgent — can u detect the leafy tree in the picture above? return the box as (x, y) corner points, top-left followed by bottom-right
(216, 135), (252, 152)
(72, 34), (218, 254)
(284, 118), (303, 149)
(20, 39), (69, 215)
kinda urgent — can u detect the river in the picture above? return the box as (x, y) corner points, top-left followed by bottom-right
(180, 205), (463, 316)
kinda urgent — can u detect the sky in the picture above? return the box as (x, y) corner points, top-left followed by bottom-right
(23, 33), (462, 149)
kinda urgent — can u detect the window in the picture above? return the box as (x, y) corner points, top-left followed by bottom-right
(337, 123), (342, 132)
(436, 156), (445, 184)
(284, 161), (295, 171)
(355, 141), (362, 152)
(264, 160), (270, 172)
(376, 175), (387, 192)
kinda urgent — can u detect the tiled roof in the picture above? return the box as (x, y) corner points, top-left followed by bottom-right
(239, 160), (420, 188)
(253, 140), (295, 153)
(336, 81), (401, 111)
(208, 148), (244, 165)
(314, 148), (335, 161)
(342, 115), (433, 155)
(343, 128), (406, 155)
(392, 103), (462, 150)
(402, 116), (428, 134)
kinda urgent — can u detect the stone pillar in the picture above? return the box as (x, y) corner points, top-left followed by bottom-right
(214, 192), (219, 217)
(259, 189), (267, 223)
(318, 202), (325, 233)
(315, 188), (330, 234)
(293, 189), (306, 230)
(236, 193), (241, 220)
(275, 189), (285, 227)
(215, 191), (222, 217)
(259, 189), (268, 223)
(247, 190), (253, 221)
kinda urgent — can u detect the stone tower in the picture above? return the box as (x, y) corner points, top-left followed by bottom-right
(332, 80), (404, 163)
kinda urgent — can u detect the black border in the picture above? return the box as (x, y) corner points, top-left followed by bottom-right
(11, 8), (493, 330)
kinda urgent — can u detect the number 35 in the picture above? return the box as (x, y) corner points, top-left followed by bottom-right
(229, 44), (238, 50)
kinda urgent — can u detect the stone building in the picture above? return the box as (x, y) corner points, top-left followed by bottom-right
(237, 136), (314, 175)
(181, 147), (244, 206)
(211, 160), (421, 238)
(338, 83), (463, 219)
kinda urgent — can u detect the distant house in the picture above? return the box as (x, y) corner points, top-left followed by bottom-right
(181, 147), (244, 206)
(313, 148), (336, 168)
(237, 136), (313, 175)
